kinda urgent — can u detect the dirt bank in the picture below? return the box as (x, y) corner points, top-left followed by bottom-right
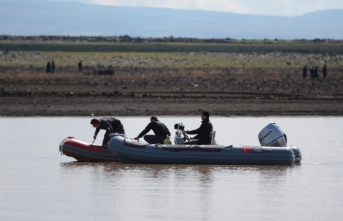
(1, 94), (343, 117)
(1, 67), (343, 116)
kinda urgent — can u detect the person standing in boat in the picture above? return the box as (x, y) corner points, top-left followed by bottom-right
(182, 111), (213, 145)
(134, 116), (171, 144)
(91, 117), (125, 147)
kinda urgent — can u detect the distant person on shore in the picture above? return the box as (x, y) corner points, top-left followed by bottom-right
(78, 61), (83, 73)
(91, 117), (125, 147)
(51, 60), (55, 73)
(310, 66), (315, 80)
(302, 66), (307, 79)
(323, 64), (327, 79)
(182, 111), (213, 145)
(134, 116), (171, 144)
(46, 61), (51, 73)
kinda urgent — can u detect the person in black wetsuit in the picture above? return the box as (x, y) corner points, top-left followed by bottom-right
(134, 116), (171, 144)
(182, 111), (213, 145)
(90, 117), (125, 146)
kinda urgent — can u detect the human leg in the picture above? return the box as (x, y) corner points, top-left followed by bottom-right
(143, 135), (164, 144)
(102, 134), (110, 147)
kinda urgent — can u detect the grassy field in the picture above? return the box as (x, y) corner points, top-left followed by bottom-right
(1, 51), (342, 70)
(1, 41), (343, 54)
(1, 38), (342, 81)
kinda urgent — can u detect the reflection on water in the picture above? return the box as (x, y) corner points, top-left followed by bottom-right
(59, 161), (295, 181)
(60, 162), (297, 195)
(1, 117), (343, 221)
(57, 162), (301, 220)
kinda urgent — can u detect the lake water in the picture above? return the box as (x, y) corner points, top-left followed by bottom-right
(1, 117), (343, 221)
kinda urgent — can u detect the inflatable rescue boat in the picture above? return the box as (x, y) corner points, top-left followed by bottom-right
(59, 137), (120, 162)
(108, 123), (302, 165)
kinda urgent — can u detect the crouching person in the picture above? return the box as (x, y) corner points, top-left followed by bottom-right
(91, 117), (125, 147)
(134, 116), (171, 144)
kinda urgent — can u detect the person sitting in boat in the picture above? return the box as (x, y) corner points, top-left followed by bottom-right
(134, 116), (171, 144)
(91, 117), (125, 147)
(182, 111), (213, 145)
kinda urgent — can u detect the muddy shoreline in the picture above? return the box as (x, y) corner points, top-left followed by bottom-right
(2, 73), (343, 116)
(1, 49), (342, 116)
(1, 89), (343, 116)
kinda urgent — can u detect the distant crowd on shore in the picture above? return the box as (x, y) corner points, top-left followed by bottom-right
(302, 64), (327, 80)
(46, 60), (83, 73)
(46, 60), (55, 73)
(45, 59), (329, 81)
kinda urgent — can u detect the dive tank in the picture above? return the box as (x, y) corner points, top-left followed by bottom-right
(258, 122), (287, 147)
(164, 136), (172, 144)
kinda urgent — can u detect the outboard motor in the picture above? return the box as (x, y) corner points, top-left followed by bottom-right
(258, 122), (287, 147)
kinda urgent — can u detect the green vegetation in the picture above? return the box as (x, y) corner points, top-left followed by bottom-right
(1, 51), (342, 69)
(1, 37), (342, 70)
(1, 41), (343, 54)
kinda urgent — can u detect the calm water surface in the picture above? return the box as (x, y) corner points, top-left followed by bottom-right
(1, 117), (343, 221)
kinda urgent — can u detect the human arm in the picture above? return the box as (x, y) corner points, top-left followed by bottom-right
(185, 125), (203, 135)
(182, 125), (202, 140)
(94, 127), (100, 139)
(102, 121), (114, 146)
(137, 122), (153, 138)
(95, 120), (113, 139)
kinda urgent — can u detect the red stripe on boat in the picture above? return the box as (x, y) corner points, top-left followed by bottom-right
(63, 138), (106, 153)
(62, 149), (113, 162)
